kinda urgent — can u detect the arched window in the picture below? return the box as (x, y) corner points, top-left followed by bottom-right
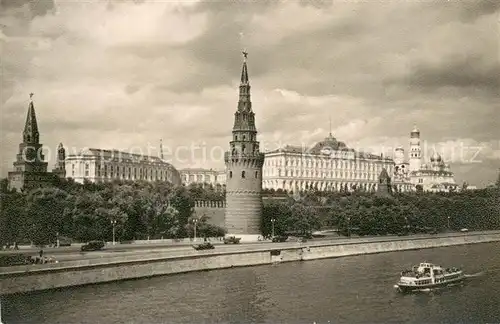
(229, 171), (233, 178)
(255, 171), (258, 178)
(243, 135), (246, 141)
(242, 171), (246, 178)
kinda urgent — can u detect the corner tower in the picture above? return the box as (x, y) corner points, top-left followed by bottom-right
(224, 52), (265, 241)
(409, 125), (422, 172)
(8, 93), (53, 191)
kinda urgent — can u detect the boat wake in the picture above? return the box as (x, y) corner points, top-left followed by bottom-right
(464, 271), (484, 278)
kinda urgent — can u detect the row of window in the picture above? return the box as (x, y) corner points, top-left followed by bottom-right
(228, 170), (259, 179)
(70, 163), (173, 181)
(182, 175), (216, 182)
(234, 134), (255, 141)
(264, 169), (382, 179)
(265, 158), (386, 171)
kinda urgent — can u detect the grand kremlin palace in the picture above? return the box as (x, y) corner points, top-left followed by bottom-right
(262, 132), (413, 193)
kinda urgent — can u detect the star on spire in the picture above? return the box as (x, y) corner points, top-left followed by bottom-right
(242, 50), (248, 62)
(30, 92), (34, 101)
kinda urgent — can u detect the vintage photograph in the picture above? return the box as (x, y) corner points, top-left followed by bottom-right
(1, 0), (499, 323)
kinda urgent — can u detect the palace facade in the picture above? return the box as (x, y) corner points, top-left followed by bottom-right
(65, 148), (181, 185)
(179, 168), (226, 189)
(262, 132), (413, 193)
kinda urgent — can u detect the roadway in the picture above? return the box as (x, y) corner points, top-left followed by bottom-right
(1, 231), (492, 264)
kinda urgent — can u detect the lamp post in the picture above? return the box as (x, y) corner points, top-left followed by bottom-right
(56, 231), (60, 248)
(111, 220), (117, 245)
(193, 218), (198, 242)
(347, 216), (351, 238)
(447, 216), (451, 231)
(271, 218), (276, 237)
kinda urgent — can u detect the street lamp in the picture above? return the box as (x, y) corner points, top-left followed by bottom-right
(347, 216), (351, 238)
(111, 220), (117, 245)
(193, 218), (198, 241)
(447, 216), (451, 231)
(271, 218), (276, 237)
(56, 232), (60, 248)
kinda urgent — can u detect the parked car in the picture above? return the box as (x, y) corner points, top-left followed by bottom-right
(271, 236), (288, 243)
(81, 240), (105, 252)
(223, 236), (241, 244)
(460, 228), (469, 232)
(193, 242), (215, 250)
(51, 236), (72, 247)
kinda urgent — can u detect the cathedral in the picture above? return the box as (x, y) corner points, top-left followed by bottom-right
(224, 52), (265, 241)
(7, 94), (66, 192)
(394, 126), (458, 192)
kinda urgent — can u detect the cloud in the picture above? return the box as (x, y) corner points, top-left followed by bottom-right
(1, 0), (499, 189)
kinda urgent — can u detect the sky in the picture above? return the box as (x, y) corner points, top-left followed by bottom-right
(1, 0), (499, 187)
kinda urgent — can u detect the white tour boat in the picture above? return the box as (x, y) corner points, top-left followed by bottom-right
(395, 262), (464, 293)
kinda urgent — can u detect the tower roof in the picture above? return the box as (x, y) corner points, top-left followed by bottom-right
(23, 93), (40, 144)
(241, 51), (249, 84)
(237, 51), (252, 113)
(411, 124), (419, 133)
(379, 168), (390, 181)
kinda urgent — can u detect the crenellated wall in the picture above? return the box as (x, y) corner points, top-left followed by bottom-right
(194, 200), (226, 227)
(2, 232), (500, 295)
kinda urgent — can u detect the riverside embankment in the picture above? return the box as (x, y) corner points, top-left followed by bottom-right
(2, 231), (500, 295)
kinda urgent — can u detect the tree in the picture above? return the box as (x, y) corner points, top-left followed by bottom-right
(262, 201), (291, 236)
(288, 202), (321, 236)
(25, 188), (72, 247)
(168, 186), (195, 238)
(496, 169), (500, 188)
(0, 191), (28, 247)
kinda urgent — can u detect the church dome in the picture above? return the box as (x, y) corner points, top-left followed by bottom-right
(430, 151), (442, 162)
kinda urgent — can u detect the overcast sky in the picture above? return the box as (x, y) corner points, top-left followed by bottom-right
(1, 0), (499, 187)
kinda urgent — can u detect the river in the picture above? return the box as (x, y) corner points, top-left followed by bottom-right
(3, 242), (500, 323)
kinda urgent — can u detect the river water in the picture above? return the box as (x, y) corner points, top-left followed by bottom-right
(3, 242), (500, 324)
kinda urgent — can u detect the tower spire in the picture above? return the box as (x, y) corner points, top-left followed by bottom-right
(240, 51), (249, 84)
(329, 116), (332, 137)
(23, 92), (40, 144)
(160, 139), (164, 160)
(237, 51), (252, 113)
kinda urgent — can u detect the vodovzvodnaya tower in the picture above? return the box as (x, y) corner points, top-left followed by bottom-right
(224, 52), (265, 241)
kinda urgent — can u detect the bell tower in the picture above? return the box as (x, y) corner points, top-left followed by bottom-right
(224, 51), (265, 241)
(409, 125), (422, 172)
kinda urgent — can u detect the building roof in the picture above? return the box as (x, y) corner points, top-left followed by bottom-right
(180, 168), (224, 173)
(265, 137), (393, 161)
(23, 96), (40, 144)
(68, 148), (176, 167)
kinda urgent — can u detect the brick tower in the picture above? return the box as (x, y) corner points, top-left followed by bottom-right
(224, 52), (265, 241)
(8, 93), (53, 191)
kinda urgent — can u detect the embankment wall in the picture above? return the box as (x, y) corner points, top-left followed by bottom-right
(2, 232), (500, 295)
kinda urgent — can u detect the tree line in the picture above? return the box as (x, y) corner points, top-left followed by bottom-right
(1, 173), (499, 247)
(0, 178), (226, 247)
(261, 185), (500, 237)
